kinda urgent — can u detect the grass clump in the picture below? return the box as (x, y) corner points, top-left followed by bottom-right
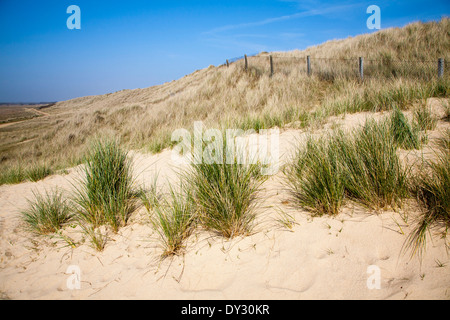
(389, 107), (421, 149)
(406, 134), (450, 258)
(0, 163), (53, 185)
(0, 166), (25, 185)
(145, 182), (196, 257)
(413, 105), (437, 131)
(26, 164), (52, 182)
(286, 118), (411, 215)
(190, 162), (266, 238)
(78, 224), (108, 252)
(187, 134), (267, 238)
(285, 135), (346, 216)
(21, 189), (73, 235)
(344, 119), (410, 208)
(73, 138), (137, 236)
(147, 130), (177, 154)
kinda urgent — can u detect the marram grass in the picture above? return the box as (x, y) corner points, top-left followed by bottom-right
(286, 117), (411, 215)
(21, 189), (73, 235)
(146, 182), (196, 257)
(0, 163), (53, 185)
(72, 138), (138, 249)
(413, 105), (437, 132)
(344, 119), (410, 208)
(1, 20), (449, 182)
(389, 106), (421, 150)
(285, 135), (346, 216)
(187, 134), (267, 238)
(406, 132), (450, 258)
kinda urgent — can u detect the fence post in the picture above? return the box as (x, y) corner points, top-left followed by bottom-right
(307, 56), (311, 76)
(359, 57), (364, 81)
(226, 59), (229, 68)
(244, 54), (248, 71)
(270, 55), (274, 77)
(438, 58), (444, 78)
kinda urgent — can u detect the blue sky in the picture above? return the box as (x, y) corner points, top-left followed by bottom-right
(0, 0), (448, 102)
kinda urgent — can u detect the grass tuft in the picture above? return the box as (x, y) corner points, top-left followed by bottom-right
(0, 163), (53, 185)
(26, 164), (52, 182)
(285, 135), (346, 216)
(0, 166), (25, 185)
(413, 105), (437, 131)
(146, 182), (196, 257)
(187, 133), (267, 238)
(72, 138), (137, 238)
(346, 119), (410, 208)
(21, 189), (73, 235)
(389, 107), (421, 150)
(406, 137), (450, 258)
(286, 118), (411, 215)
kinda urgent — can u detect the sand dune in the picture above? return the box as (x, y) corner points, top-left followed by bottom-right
(1, 106), (449, 300)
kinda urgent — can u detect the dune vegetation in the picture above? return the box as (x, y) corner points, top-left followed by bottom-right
(1, 18), (448, 182)
(10, 18), (450, 257)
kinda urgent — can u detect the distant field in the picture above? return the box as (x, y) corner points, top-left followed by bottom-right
(0, 104), (54, 124)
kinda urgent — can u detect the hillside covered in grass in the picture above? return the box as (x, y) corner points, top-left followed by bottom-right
(0, 18), (449, 184)
(1, 18), (450, 300)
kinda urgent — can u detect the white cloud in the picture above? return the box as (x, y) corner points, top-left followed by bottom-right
(204, 3), (357, 35)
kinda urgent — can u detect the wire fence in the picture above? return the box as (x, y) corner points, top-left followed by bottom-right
(223, 54), (446, 81)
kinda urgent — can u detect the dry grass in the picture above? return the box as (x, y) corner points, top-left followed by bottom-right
(0, 19), (449, 184)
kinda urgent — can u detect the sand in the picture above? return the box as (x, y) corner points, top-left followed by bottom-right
(1, 105), (449, 300)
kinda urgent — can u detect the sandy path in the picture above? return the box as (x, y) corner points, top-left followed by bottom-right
(25, 108), (51, 117)
(0, 108), (51, 130)
(0, 108), (449, 300)
(0, 120), (28, 129)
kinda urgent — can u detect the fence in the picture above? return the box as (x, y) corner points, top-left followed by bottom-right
(223, 54), (446, 81)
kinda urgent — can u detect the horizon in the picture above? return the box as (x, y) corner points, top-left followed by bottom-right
(0, 0), (449, 103)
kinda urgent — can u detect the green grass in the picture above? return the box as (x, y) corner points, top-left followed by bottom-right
(325, 85), (415, 115)
(286, 117), (411, 215)
(141, 78), (447, 156)
(26, 164), (52, 182)
(344, 119), (410, 208)
(145, 182), (196, 257)
(285, 135), (346, 216)
(141, 78), (447, 157)
(413, 105), (437, 131)
(145, 129), (269, 255)
(389, 107), (421, 150)
(406, 135), (450, 258)
(147, 130), (178, 154)
(0, 163), (53, 185)
(0, 166), (25, 185)
(78, 224), (108, 252)
(21, 189), (73, 235)
(187, 133), (267, 238)
(72, 138), (137, 234)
